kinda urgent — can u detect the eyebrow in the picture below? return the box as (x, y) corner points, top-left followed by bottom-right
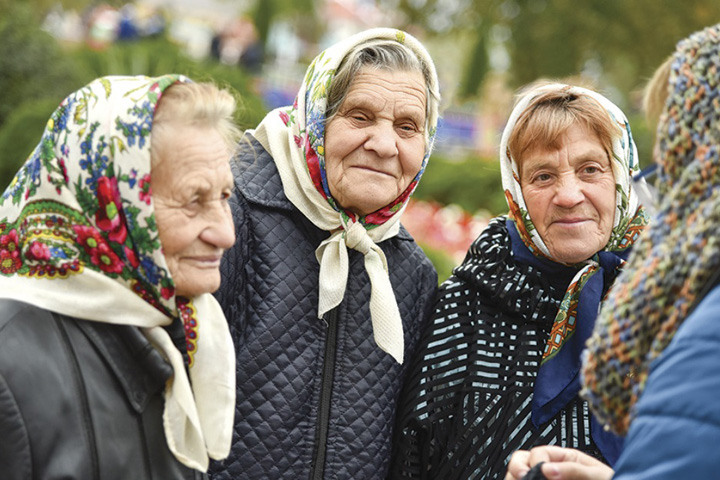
(343, 95), (426, 122)
(521, 148), (609, 177)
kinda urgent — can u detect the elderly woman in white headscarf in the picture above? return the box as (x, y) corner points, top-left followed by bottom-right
(0, 75), (240, 479)
(209, 28), (441, 479)
(390, 82), (649, 480)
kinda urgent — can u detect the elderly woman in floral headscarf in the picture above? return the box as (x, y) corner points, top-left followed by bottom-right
(209, 28), (440, 480)
(390, 82), (649, 480)
(0, 75), (240, 479)
(506, 22), (720, 480)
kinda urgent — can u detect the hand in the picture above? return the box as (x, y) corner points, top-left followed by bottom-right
(505, 446), (614, 480)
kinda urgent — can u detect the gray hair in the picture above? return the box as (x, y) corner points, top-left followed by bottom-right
(152, 81), (242, 158)
(325, 39), (439, 135)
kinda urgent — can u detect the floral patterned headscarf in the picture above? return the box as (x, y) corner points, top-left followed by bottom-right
(498, 84), (648, 451)
(0, 75), (235, 471)
(252, 28), (440, 364)
(583, 23), (720, 435)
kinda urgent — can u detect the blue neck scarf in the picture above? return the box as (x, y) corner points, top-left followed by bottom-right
(508, 220), (625, 464)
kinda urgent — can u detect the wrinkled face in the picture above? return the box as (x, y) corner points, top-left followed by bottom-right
(520, 123), (616, 264)
(152, 125), (235, 298)
(324, 67), (427, 216)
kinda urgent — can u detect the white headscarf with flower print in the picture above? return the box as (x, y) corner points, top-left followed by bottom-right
(0, 75), (235, 472)
(252, 28), (440, 364)
(499, 83), (642, 258)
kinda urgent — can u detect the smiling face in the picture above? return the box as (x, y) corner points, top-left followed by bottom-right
(520, 123), (616, 264)
(324, 67), (427, 216)
(151, 124), (235, 298)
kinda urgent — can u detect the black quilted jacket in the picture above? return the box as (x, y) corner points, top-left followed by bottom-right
(209, 136), (438, 480)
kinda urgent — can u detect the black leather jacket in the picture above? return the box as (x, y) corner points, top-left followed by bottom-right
(209, 136), (438, 479)
(0, 299), (206, 480)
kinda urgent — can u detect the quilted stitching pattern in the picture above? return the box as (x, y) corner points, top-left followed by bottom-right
(209, 137), (437, 480)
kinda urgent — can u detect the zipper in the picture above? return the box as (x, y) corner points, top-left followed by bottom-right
(310, 307), (339, 480)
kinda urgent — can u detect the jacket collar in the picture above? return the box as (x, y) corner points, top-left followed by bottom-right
(454, 215), (561, 324)
(75, 319), (172, 413)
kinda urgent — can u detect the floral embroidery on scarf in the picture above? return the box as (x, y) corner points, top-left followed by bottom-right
(178, 298), (199, 367)
(542, 264), (598, 362)
(0, 75), (184, 317)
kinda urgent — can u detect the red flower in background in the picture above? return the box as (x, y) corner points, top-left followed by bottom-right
(96, 176), (128, 244)
(402, 199), (490, 264)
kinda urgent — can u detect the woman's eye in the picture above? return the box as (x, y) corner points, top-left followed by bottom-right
(534, 173), (551, 183)
(186, 196), (202, 208)
(348, 111), (368, 122)
(584, 166), (599, 174)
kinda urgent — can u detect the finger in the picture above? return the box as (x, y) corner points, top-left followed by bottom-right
(527, 445), (558, 465)
(542, 461), (614, 480)
(506, 450), (531, 480)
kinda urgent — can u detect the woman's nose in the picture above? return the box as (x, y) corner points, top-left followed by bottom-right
(202, 205), (236, 250)
(363, 122), (399, 158)
(553, 175), (585, 207)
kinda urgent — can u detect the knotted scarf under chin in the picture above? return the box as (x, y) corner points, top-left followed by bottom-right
(316, 220), (404, 363)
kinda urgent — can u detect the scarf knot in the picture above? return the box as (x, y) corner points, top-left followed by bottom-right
(345, 221), (375, 256)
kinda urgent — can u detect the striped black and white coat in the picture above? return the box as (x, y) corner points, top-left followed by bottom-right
(389, 216), (608, 480)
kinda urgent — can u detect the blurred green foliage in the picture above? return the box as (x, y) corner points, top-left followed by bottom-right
(414, 155), (506, 216)
(0, 3), (266, 190)
(420, 243), (460, 285)
(0, 98), (62, 189)
(0, 3), (86, 127)
(65, 38), (267, 129)
(249, 0), (319, 48)
(412, 154), (507, 284)
(457, 26), (490, 101)
(384, 0), (720, 107)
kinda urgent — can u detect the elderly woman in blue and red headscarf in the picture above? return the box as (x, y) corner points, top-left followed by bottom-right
(506, 21), (720, 480)
(390, 82), (649, 480)
(0, 75), (240, 479)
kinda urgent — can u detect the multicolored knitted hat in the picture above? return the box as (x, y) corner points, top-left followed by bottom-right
(582, 23), (720, 435)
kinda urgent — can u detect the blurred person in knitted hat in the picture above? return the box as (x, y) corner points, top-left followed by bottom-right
(629, 55), (675, 216)
(390, 81), (649, 480)
(506, 22), (720, 480)
(208, 28), (441, 479)
(0, 75), (241, 478)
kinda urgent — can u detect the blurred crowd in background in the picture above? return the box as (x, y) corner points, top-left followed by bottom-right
(4, 0), (720, 281)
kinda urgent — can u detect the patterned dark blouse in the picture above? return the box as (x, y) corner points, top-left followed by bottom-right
(389, 217), (606, 480)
